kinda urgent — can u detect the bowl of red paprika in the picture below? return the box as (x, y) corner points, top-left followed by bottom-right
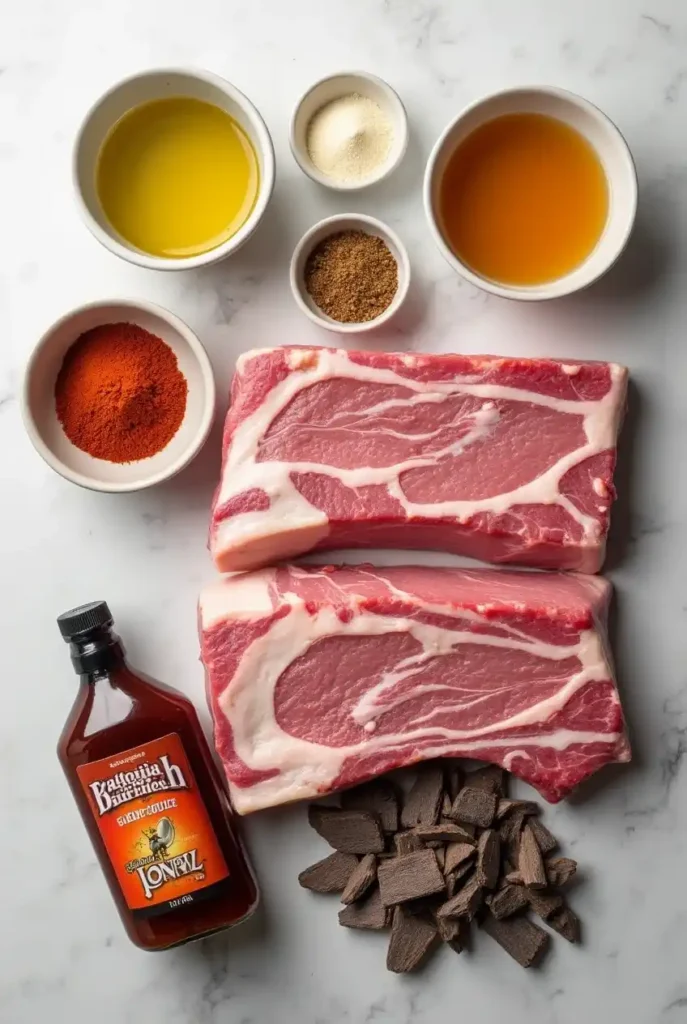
(22, 299), (216, 492)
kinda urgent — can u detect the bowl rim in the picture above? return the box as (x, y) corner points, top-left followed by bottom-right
(21, 298), (217, 492)
(289, 212), (411, 333)
(72, 67), (276, 271)
(423, 84), (638, 301)
(289, 69), (409, 192)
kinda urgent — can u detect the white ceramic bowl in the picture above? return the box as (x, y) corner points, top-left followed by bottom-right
(22, 299), (216, 492)
(73, 68), (275, 270)
(290, 214), (411, 333)
(424, 86), (638, 301)
(290, 71), (408, 190)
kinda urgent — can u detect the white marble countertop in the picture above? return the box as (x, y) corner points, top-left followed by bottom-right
(2, 1), (687, 1021)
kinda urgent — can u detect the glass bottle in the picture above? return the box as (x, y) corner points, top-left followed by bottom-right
(56, 600), (259, 950)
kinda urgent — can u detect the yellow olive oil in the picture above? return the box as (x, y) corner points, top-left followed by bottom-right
(97, 97), (259, 258)
(439, 112), (609, 286)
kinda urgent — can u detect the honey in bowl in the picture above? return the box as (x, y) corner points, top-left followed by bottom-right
(97, 97), (259, 259)
(438, 112), (609, 286)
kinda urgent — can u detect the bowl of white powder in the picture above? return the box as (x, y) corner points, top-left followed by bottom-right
(290, 71), (408, 190)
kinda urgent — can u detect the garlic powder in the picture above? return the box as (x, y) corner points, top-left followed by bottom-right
(306, 93), (394, 184)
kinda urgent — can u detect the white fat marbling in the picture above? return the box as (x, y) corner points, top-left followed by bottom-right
(202, 568), (622, 813)
(1, 1), (687, 1022)
(212, 348), (626, 570)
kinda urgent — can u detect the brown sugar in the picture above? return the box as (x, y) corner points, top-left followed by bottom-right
(304, 230), (398, 323)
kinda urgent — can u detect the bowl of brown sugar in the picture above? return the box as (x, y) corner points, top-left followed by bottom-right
(22, 299), (215, 492)
(290, 214), (410, 333)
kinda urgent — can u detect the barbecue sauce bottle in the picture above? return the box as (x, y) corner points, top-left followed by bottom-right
(56, 601), (258, 950)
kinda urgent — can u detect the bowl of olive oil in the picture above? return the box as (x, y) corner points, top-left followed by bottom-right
(424, 86), (637, 301)
(74, 68), (275, 270)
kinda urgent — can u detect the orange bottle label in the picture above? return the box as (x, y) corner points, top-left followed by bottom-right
(77, 733), (230, 916)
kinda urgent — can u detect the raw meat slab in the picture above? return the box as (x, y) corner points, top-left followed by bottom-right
(199, 564), (630, 814)
(209, 348), (627, 574)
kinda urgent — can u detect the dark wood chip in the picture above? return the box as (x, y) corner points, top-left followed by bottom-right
(518, 823), (547, 888)
(546, 856), (577, 887)
(434, 846), (445, 871)
(436, 876), (483, 921)
(444, 841), (477, 875)
(499, 816), (514, 844)
(338, 886), (390, 930)
(394, 831), (423, 856)
(455, 858), (476, 879)
(378, 849), (446, 907)
(404, 893), (445, 917)
(495, 798), (539, 822)
(412, 823), (476, 845)
(475, 829), (501, 889)
(441, 817), (475, 836)
(386, 906), (439, 973)
(549, 906), (581, 943)
(481, 913), (549, 967)
(528, 817), (558, 854)
(400, 765), (444, 828)
(445, 763), (463, 800)
(449, 787), (497, 828)
(340, 853), (377, 905)
(527, 887), (563, 921)
(441, 792), (453, 817)
(487, 884), (529, 919)
(443, 916), (468, 953)
(308, 806), (385, 854)
(433, 911), (460, 942)
(446, 859), (474, 895)
(499, 808), (528, 849)
(465, 764), (505, 796)
(298, 851), (359, 893)
(341, 779), (399, 833)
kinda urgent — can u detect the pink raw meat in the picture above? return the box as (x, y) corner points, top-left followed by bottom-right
(199, 564), (630, 814)
(209, 348), (627, 574)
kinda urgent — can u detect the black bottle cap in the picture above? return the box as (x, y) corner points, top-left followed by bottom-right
(57, 601), (113, 641)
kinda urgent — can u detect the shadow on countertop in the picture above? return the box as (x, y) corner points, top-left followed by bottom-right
(604, 377), (642, 573)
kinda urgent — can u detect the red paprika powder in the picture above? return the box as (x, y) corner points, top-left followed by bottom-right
(55, 322), (188, 463)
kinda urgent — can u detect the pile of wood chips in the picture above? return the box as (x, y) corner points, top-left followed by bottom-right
(298, 761), (579, 973)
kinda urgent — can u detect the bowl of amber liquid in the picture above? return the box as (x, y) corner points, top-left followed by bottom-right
(424, 86), (637, 300)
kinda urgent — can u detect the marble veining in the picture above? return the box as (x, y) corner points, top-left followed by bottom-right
(1, 1), (687, 1022)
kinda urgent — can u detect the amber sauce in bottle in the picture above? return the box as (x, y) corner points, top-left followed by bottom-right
(56, 601), (258, 950)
